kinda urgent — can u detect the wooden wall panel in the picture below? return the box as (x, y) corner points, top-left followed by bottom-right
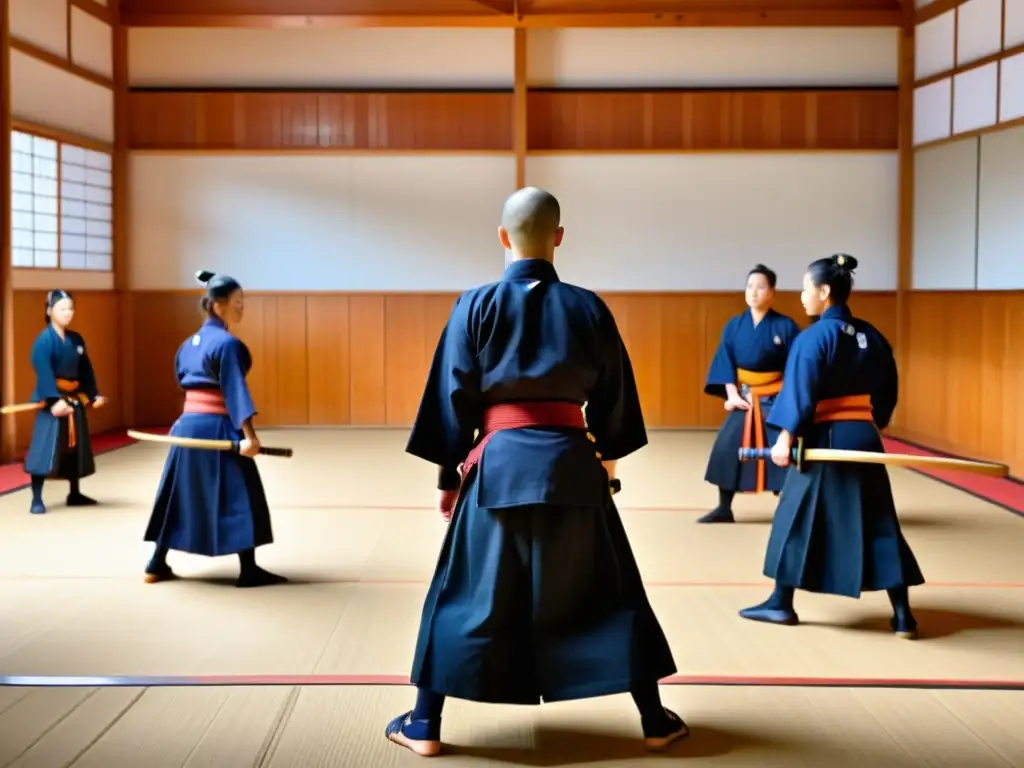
(127, 289), (897, 432)
(121, 0), (513, 14)
(11, 288), (1018, 477)
(127, 91), (515, 151)
(120, 0), (905, 28)
(896, 291), (1024, 476)
(304, 296), (351, 425)
(126, 89), (898, 152)
(527, 89), (899, 151)
(10, 290), (122, 455)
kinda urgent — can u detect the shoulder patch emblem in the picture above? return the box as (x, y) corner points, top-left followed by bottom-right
(192, 334), (201, 346)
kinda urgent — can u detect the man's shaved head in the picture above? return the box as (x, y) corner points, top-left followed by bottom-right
(499, 187), (562, 258)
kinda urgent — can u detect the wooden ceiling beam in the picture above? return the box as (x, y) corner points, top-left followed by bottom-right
(121, 9), (903, 28)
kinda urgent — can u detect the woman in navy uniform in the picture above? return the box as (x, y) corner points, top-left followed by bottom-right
(142, 270), (286, 588)
(739, 254), (923, 638)
(700, 264), (800, 523)
(24, 290), (106, 515)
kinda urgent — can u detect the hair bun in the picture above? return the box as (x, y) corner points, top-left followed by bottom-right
(196, 270), (215, 285)
(833, 253), (858, 271)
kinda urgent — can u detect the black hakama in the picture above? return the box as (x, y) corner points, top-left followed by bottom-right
(704, 391), (788, 493)
(411, 478), (676, 704)
(401, 258), (679, 704)
(762, 419), (925, 598)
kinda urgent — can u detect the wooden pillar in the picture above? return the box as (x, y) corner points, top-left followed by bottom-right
(0, 0), (14, 463)
(895, 21), (915, 400)
(112, 3), (133, 428)
(513, 26), (527, 190)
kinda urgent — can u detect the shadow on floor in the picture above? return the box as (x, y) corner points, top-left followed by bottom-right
(445, 723), (768, 764)
(839, 607), (1023, 641)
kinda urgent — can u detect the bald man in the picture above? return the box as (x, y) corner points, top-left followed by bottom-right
(385, 187), (688, 757)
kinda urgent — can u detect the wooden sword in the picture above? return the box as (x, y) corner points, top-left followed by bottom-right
(126, 429), (294, 458)
(739, 438), (1009, 477)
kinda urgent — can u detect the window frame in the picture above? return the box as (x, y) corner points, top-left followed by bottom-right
(9, 124), (114, 273)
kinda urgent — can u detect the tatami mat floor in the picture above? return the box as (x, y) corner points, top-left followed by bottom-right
(4, 685), (1024, 768)
(1, 429), (1023, 766)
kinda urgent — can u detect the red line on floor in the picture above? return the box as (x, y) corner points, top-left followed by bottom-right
(357, 578), (1024, 589)
(0, 577), (1017, 589)
(269, 504), (714, 512)
(645, 580), (1024, 589)
(0, 427), (160, 497)
(2, 673), (1022, 691)
(0, 428), (165, 499)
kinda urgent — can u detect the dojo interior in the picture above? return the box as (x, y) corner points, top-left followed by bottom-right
(1, 0), (1024, 765)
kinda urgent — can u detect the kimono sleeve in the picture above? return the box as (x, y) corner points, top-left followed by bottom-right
(72, 333), (100, 400)
(30, 331), (61, 403)
(584, 299), (647, 462)
(405, 295), (482, 486)
(869, 328), (899, 430)
(765, 329), (826, 436)
(704, 319), (738, 399)
(173, 345), (185, 386)
(216, 337), (258, 431)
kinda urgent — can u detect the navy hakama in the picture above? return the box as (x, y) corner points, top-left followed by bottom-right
(701, 309), (799, 522)
(741, 304), (924, 635)
(391, 258), (682, 748)
(143, 319), (274, 559)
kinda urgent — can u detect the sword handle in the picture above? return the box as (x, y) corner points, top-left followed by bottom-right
(737, 447), (800, 462)
(738, 448), (770, 461)
(260, 446), (293, 458)
(231, 443), (294, 458)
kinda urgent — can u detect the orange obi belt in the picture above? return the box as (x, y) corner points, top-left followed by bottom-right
(56, 379), (88, 448)
(814, 394), (874, 424)
(736, 368), (783, 494)
(444, 401), (588, 514)
(183, 389), (229, 416)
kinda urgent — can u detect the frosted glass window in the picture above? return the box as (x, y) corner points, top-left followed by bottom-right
(914, 79), (953, 145)
(1001, 53), (1024, 122)
(59, 141), (114, 270)
(9, 131), (60, 269)
(956, 0), (1003, 66)
(953, 63), (999, 134)
(10, 129), (114, 271)
(916, 11), (956, 79)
